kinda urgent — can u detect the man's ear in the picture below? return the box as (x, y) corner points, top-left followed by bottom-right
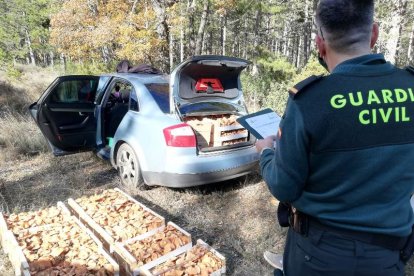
(315, 35), (326, 57)
(370, 22), (379, 49)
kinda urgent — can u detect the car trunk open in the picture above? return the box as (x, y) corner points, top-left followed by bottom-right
(170, 56), (252, 152)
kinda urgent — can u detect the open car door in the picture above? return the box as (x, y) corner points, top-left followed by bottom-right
(29, 75), (100, 156)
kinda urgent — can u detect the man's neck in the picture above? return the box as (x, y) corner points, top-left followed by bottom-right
(327, 48), (372, 72)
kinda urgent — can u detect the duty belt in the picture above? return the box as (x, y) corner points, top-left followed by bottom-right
(291, 209), (408, 251)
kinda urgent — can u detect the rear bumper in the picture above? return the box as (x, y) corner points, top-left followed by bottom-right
(142, 161), (259, 188)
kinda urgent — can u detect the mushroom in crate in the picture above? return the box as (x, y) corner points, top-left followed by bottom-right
(142, 240), (226, 276)
(113, 222), (192, 275)
(69, 189), (165, 247)
(11, 216), (119, 275)
(2, 205), (68, 236)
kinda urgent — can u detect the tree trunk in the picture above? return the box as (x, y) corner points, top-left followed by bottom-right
(303, 0), (311, 65)
(50, 51), (54, 67)
(187, 0), (196, 55)
(130, 0), (139, 18)
(102, 46), (110, 63)
(208, 30), (213, 54)
(408, 21), (414, 63)
(232, 24), (238, 56)
(169, 32), (174, 71)
(151, 0), (171, 71)
(296, 35), (302, 67)
(394, 1), (408, 66)
(221, 15), (227, 56)
(195, 0), (209, 56)
(180, 2), (185, 62)
(282, 23), (289, 56)
(180, 23), (184, 62)
(253, 7), (262, 57)
(87, 0), (98, 16)
(60, 53), (66, 72)
(243, 18), (248, 59)
(25, 29), (36, 66)
(385, 0), (408, 64)
(250, 7), (262, 75)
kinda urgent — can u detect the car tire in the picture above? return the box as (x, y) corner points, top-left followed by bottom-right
(116, 143), (145, 191)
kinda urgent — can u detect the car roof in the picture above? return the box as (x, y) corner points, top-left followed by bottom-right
(102, 73), (169, 84)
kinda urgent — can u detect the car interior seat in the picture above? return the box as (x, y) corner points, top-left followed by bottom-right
(106, 89), (130, 137)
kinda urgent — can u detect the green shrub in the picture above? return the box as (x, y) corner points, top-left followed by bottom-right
(64, 61), (113, 75)
(290, 54), (327, 85)
(6, 64), (23, 80)
(241, 73), (289, 115)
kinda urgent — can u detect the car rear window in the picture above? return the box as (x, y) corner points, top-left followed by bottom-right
(145, 83), (170, 113)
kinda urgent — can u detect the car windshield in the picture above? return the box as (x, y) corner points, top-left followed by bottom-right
(145, 83), (170, 113)
(179, 102), (243, 115)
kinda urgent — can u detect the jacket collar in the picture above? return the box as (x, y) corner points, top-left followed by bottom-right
(331, 54), (395, 75)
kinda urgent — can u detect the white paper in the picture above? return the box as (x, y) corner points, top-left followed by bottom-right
(245, 111), (281, 138)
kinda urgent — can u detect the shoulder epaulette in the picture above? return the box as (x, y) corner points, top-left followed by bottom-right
(289, 75), (324, 98)
(405, 65), (414, 75)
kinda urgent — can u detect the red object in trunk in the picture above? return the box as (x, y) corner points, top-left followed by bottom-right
(195, 78), (224, 93)
(163, 124), (196, 147)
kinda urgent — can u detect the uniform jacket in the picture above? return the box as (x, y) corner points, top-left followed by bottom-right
(260, 54), (414, 237)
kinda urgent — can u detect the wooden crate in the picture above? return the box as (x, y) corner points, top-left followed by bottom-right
(1, 202), (120, 276)
(213, 123), (248, 147)
(67, 188), (165, 253)
(0, 202), (71, 255)
(141, 239), (226, 276)
(0, 202), (71, 244)
(187, 121), (213, 148)
(3, 230), (30, 276)
(112, 222), (192, 276)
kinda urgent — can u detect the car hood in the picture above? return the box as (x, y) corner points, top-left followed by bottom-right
(169, 55), (250, 114)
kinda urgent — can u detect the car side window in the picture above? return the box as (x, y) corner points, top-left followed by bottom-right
(130, 90), (139, 112)
(145, 83), (170, 113)
(107, 81), (133, 105)
(50, 79), (98, 103)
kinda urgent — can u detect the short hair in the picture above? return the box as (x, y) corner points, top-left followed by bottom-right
(316, 0), (374, 53)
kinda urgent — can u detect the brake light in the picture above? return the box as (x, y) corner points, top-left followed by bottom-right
(163, 124), (196, 147)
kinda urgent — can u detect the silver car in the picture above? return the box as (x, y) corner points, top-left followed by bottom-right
(29, 56), (259, 188)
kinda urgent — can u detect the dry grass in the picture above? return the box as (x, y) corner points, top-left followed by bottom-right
(0, 147), (282, 275)
(0, 113), (49, 158)
(0, 66), (414, 276)
(0, 65), (58, 160)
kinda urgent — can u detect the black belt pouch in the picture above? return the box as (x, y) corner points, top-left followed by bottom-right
(401, 225), (414, 264)
(277, 202), (291, 227)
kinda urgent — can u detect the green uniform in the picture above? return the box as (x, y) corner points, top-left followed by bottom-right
(261, 53), (414, 237)
(261, 54), (414, 275)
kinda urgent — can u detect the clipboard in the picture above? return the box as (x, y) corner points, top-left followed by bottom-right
(236, 108), (281, 139)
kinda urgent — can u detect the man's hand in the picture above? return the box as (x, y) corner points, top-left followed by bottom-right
(255, 135), (277, 154)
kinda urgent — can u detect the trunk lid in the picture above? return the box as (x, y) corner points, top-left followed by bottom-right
(169, 55), (253, 151)
(169, 55), (250, 115)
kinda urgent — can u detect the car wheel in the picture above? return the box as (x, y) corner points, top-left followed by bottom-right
(116, 143), (144, 191)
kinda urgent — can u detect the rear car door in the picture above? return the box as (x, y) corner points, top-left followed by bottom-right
(29, 75), (100, 155)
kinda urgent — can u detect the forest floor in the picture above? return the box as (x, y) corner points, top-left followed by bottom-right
(0, 67), (413, 275)
(0, 151), (285, 275)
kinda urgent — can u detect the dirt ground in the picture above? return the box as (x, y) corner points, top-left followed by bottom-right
(1, 67), (414, 275)
(1, 152), (414, 276)
(0, 151), (286, 275)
